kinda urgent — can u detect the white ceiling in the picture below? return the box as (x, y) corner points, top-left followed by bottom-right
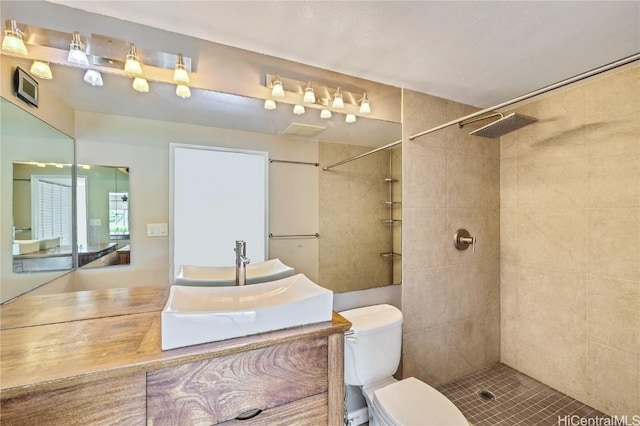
(47, 0), (640, 108)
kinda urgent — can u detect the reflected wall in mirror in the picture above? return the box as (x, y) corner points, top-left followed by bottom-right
(77, 165), (131, 268)
(1, 97), (75, 303)
(318, 143), (402, 293)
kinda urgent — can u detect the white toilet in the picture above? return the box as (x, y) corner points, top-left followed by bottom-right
(340, 304), (469, 426)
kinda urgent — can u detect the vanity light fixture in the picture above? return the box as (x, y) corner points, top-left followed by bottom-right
(345, 113), (357, 124)
(332, 87), (344, 109)
(173, 53), (190, 84)
(67, 32), (90, 66)
(176, 84), (191, 99)
(124, 43), (143, 75)
(264, 99), (276, 110)
(320, 109), (332, 119)
(359, 93), (371, 114)
(132, 77), (149, 93)
(2, 20), (28, 55)
(271, 75), (285, 98)
(303, 82), (316, 104)
(30, 60), (53, 80)
(83, 69), (103, 87)
(293, 104), (305, 115)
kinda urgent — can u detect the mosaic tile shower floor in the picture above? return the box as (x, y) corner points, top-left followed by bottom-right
(437, 363), (615, 426)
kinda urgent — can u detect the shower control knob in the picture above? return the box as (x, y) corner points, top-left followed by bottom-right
(454, 229), (476, 252)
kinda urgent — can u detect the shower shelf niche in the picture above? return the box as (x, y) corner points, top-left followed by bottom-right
(381, 177), (402, 260)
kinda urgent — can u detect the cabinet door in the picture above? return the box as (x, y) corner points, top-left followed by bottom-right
(147, 337), (328, 425)
(0, 375), (146, 426)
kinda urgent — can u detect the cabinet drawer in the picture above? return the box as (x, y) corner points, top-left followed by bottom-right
(218, 393), (328, 426)
(0, 375), (146, 426)
(147, 337), (328, 425)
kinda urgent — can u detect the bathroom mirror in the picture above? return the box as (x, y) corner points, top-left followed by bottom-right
(1, 97), (75, 303)
(76, 165), (131, 268)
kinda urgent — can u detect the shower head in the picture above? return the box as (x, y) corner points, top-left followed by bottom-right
(469, 113), (538, 138)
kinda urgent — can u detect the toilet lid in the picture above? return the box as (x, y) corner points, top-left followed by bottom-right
(373, 377), (468, 426)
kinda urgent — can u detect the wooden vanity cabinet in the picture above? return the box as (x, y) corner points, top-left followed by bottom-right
(147, 336), (331, 425)
(0, 288), (349, 426)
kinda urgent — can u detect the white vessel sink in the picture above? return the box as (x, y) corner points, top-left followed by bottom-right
(12, 240), (40, 255)
(161, 273), (333, 350)
(175, 258), (295, 286)
(39, 237), (60, 249)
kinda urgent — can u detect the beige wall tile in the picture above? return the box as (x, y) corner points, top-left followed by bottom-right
(403, 207), (448, 270)
(501, 156), (517, 210)
(517, 139), (587, 209)
(586, 66), (639, 122)
(589, 208), (640, 282)
(501, 133), (518, 159)
(587, 125), (640, 208)
(447, 317), (497, 380)
(587, 341), (640, 418)
(513, 318), (587, 402)
(446, 101), (499, 159)
(500, 208), (518, 261)
(516, 264), (586, 333)
(587, 275), (640, 353)
(403, 89), (448, 151)
(402, 266), (448, 333)
(402, 327), (448, 386)
(516, 208), (587, 272)
(500, 260), (518, 320)
(403, 144), (447, 209)
(448, 151), (493, 209)
(446, 261), (500, 322)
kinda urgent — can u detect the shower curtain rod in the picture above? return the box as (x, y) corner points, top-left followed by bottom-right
(322, 139), (402, 171)
(322, 52), (639, 171)
(409, 53), (640, 141)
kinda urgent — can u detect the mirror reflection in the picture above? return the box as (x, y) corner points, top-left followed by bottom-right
(1, 97), (74, 303)
(76, 165), (131, 268)
(12, 161), (74, 273)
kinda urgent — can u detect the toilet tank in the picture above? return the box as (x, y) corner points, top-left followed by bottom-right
(340, 304), (403, 386)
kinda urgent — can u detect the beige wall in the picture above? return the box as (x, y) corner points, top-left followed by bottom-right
(500, 65), (640, 417)
(401, 90), (501, 386)
(72, 110), (319, 290)
(318, 142), (398, 292)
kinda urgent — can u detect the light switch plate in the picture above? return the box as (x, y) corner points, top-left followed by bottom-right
(147, 223), (168, 237)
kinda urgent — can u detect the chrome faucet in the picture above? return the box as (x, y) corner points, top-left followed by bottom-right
(234, 240), (250, 286)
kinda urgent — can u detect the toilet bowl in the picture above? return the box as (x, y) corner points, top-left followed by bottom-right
(340, 304), (468, 426)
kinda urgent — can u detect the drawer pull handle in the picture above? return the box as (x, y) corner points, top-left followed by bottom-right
(235, 408), (263, 420)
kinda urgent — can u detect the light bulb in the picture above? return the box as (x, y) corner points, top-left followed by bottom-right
(332, 88), (344, 109)
(293, 104), (305, 115)
(30, 61), (53, 80)
(359, 93), (371, 114)
(345, 113), (357, 124)
(173, 53), (190, 84)
(67, 32), (89, 66)
(264, 99), (276, 110)
(176, 84), (191, 99)
(132, 77), (149, 93)
(271, 76), (285, 98)
(320, 109), (332, 119)
(124, 44), (143, 75)
(83, 70), (103, 87)
(303, 82), (316, 103)
(2, 20), (28, 55)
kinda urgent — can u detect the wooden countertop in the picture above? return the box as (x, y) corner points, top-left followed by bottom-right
(0, 286), (351, 400)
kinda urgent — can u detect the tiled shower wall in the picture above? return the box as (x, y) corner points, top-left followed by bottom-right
(401, 90), (501, 386)
(318, 142), (398, 293)
(500, 65), (640, 418)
